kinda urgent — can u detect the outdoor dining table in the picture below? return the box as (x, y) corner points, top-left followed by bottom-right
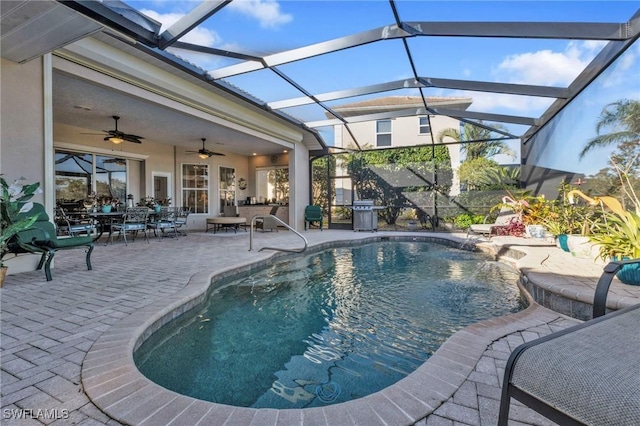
(87, 209), (161, 243)
(86, 211), (125, 242)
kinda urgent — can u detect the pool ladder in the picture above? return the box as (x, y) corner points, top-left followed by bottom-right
(248, 215), (308, 253)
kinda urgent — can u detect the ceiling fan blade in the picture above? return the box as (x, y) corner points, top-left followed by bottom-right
(124, 133), (144, 140)
(122, 134), (143, 144)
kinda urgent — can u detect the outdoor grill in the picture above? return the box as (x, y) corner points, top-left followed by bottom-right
(352, 200), (380, 232)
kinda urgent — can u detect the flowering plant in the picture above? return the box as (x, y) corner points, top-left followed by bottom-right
(1, 176), (42, 267)
(83, 193), (120, 210)
(138, 196), (156, 209)
(138, 196), (171, 208)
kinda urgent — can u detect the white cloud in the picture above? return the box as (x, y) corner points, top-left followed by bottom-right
(140, 9), (220, 46)
(494, 40), (606, 87)
(227, 0), (292, 29)
(466, 91), (553, 115)
(600, 41), (640, 89)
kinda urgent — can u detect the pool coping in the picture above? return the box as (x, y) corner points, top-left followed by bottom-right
(80, 235), (573, 425)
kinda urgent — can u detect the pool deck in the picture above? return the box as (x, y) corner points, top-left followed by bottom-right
(1, 230), (639, 425)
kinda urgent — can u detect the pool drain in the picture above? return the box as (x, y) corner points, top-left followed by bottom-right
(315, 381), (341, 403)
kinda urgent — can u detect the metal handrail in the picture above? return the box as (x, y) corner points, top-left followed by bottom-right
(249, 215), (308, 253)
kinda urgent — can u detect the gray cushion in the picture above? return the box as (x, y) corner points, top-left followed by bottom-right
(511, 307), (640, 425)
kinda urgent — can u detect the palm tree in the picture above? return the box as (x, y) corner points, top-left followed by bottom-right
(580, 99), (640, 159)
(438, 121), (514, 160)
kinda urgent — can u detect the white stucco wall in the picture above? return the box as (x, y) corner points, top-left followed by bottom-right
(1, 57), (48, 273)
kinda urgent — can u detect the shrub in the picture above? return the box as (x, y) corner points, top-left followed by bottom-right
(453, 213), (486, 229)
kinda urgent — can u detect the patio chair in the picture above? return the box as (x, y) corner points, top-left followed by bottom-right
(109, 207), (150, 245)
(147, 207), (178, 240)
(54, 206), (96, 237)
(175, 207), (190, 236)
(498, 259), (640, 426)
(223, 205), (237, 217)
(256, 205), (279, 232)
(304, 205), (323, 230)
(12, 203), (94, 281)
(467, 207), (518, 238)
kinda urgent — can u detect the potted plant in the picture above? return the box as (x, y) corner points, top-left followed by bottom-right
(0, 176), (41, 286)
(97, 195), (113, 213)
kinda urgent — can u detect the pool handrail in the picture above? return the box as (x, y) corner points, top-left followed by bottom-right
(249, 214), (308, 253)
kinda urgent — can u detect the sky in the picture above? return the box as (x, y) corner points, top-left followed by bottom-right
(122, 1), (639, 170)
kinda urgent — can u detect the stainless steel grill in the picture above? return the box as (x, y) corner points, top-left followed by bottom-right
(352, 200), (379, 232)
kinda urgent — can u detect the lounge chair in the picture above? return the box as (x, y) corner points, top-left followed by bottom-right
(467, 207), (518, 237)
(498, 258), (640, 426)
(13, 203), (94, 281)
(304, 205), (323, 230)
(256, 205), (279, 232)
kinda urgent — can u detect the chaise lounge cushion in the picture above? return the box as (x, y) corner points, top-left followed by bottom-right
(508, 306), (640, 425)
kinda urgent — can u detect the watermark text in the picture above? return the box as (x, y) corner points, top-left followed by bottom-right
(2, 408), (69, 420)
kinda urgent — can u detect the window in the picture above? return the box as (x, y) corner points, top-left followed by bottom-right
(376, 120), (392, 147)
(55, 150), (127, 203)
(152, 172), (171, 206)
(256, 167), (289, 203)
(419, 116), (431, 134)
(219, 166), (236, 213)
(182, 164), (209, 214)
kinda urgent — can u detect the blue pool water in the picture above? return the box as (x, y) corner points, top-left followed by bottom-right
(135, 242), (524, 409)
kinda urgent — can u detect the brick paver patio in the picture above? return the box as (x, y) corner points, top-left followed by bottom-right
(1, 230), (638, 425)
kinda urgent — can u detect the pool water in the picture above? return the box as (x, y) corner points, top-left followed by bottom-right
(135, 242), (524, 409)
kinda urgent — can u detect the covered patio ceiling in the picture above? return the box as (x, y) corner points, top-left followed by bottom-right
(3, 0), (640, 156)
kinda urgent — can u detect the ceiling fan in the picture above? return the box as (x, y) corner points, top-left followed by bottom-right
(83, 115), (144, 144)
(187, 138), (225, 158)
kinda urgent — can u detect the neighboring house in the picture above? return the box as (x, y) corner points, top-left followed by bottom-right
(331, 96), (473, 196)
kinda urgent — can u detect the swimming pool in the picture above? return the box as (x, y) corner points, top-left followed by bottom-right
(134, 241), (524, 409)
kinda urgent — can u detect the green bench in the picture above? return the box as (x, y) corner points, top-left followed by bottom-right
(11, 203), (94, 281)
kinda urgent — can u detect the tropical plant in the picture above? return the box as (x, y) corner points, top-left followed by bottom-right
(539, 183), (601, 236)
(521, 195), (551, 226)
(1, 177), (42, 267)
(572, 159), (640, 262)
(492, 218), (526, 237)
(457, 158), (517, 191)
(437, 121), (514, 161)
(580, 99), (640, 159)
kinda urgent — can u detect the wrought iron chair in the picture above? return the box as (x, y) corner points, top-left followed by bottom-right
(54, 206), (96, 237)
(109, 207), (150, 245)
(147, 207), (179, 240)
(175, 207), (191, 236)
